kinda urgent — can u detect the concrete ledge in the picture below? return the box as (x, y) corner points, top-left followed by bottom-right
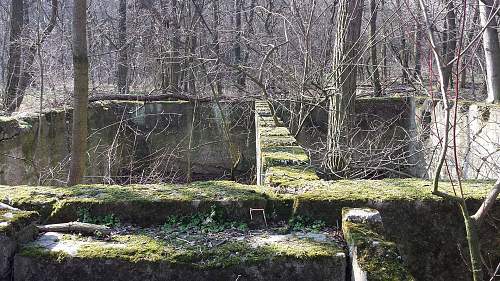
(342, 208), (414, 281)
(14, 231), (346, 281)
(254, 100), (319, 186)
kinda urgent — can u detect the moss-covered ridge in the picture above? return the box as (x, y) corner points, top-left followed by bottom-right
(0, 178), (497, 226)
(0, 181), (269, 226)
(342, 208), (415, 281)
(0, 209), (39, 239)
(20, 231), (345, 270)
(255, 100), (320, 186)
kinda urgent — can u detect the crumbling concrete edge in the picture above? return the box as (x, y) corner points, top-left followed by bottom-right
(342, 208), (415, 281)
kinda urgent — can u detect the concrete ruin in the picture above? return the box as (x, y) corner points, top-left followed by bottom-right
(0, 98), (498, 281)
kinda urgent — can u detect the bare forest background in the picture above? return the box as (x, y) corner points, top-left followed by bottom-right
(0, 0), (497, 113)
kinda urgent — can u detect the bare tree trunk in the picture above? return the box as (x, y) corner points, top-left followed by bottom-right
(369, 0), (382, 96)
(213, 0), (223, 95)
(11, 0), (58, 113)
(414, 20), (422, 79)
(3, 0), (24, 112)
(68, 0), (89, 186)
(460, 8), (479, 88)
(441, 0), (457, 91)
(327, 0), (363, 175)
(234, 0), (245, 88)
(396, 0), (409, 83)
(117, 0), (129, 95)
(479, 0), (500, 103)
(170, 0), (181, 92)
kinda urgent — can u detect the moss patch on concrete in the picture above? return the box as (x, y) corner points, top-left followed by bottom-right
(262, 146), (309, 169)
(265, 166), (320, 188)
(260, 135), (297, 148)
(1, 179), (496, 227)
(276, 178), (497, 201)
(260, 127), (291, 137)
(0, 209), (39, 237)
(0, 181), (269, 225)
(20, 231), (344, 270)
(342, 220), (415, 281)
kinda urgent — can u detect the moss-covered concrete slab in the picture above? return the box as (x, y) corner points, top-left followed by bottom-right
(14, 230), (346, 281)
(342, 208), (414, 281)
(265, 166), (320, 189)
(1, 178), (498, 281)
(260, 126), (291, 136)
(0, 181), (268, 226)
(262, 146), (309, 169)
(255, 100), (318, 187)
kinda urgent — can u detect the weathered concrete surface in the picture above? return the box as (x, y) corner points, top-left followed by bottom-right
(0, 210), (38, 281)
(0, 236), (16, 281)
(417, 101), (500, 180)
(0, 101), (255, 185)
(275, 98), (500, 180)
(342, 208), (414, 281)
(13, 232), (346, 281)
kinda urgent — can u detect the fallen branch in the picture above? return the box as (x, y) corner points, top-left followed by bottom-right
(37, 222), (111, 236)
(0, 202), (19, 211)
(89, 92), (213, 103)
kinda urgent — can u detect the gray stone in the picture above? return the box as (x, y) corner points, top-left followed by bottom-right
(343, 208), (382, 225)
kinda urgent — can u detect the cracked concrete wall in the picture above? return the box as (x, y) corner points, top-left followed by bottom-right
(414, 101), (500, 180)
(274, 98), (499, 180)
(0, 101), (255, 185)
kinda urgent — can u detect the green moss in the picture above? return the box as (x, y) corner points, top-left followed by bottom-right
(262, 146), (309, 168)
(0, 209), (39, 236)
(19, 245), (69, 262)
(280, 178), (497, 201)
(0, 115), (32, 130)
(265, 166), (319, 188)
(0, 181), (269, 225)
(19, 232), (344, 269)
(1, 179), (497, 227)
(260, 135), (297, 147)
(343, 220), (415, 281)
(260, 126), (291, 137)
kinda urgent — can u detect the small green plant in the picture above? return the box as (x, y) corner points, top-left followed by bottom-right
(288, 216), (326, 232)
(161, 205), (248, 233)
(76, 207), (121, 227)
(76, 207), (93, 224)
